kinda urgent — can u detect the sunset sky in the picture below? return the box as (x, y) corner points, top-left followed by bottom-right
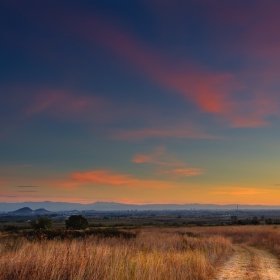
(1, 0), (280, 205)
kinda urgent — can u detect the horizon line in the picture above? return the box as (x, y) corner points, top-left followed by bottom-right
(1, 201), (280, 207)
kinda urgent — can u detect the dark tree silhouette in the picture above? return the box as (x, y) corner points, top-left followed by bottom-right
(65, 215), (89, 230)
(30, 217), (52, 230)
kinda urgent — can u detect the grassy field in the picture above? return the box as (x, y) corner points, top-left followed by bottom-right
(0, 225), (280, 279)
(0, 227), (232, 280)
(181, 225), (280, 256)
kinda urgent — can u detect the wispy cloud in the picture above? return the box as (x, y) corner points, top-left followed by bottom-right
(32, 169), (180, 191)
(132, 146), (202, 178)
(54, 10), (275, 128)
(17, 185), (39, 188)
(69, 169), (176, 189)
(62, 13), (245, 126)
(24, 89), (108, 123)
(3, 86), (217, 142)
(132, 146), (181, 166)
(145, 1), (280, 127)
(18, 190), (38, 193)
(212, 187), (267, 196)
(4, 2), (280, 128)
(161, 168), (202, 177)
(112, 124), (221, 141)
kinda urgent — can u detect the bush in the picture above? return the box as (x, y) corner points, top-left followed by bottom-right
(65, 215), (88, 230)
(251, 217), (260, 225)
(30, 217), (52, 230)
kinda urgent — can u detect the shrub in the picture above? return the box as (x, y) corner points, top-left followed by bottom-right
(30, 217), (52, 230)
(251, 217), (260, 225)
(65, 215), (88, 230)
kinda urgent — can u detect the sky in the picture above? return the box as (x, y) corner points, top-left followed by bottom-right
(1, 0), (280, 205)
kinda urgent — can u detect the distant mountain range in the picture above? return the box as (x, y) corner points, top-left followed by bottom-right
(0, 201), (280, 212)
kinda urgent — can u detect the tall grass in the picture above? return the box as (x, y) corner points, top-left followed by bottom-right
(0, 229), (232, 280)
(174, 225), (280, 256)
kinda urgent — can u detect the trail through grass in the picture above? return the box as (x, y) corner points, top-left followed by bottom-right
(214, 245), (280, 280)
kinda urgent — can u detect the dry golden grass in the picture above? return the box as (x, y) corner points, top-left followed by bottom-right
(2, 225), (280, 280)
(180, 226), (280, 280)
(0, 228), (232, 280)
(176, 225), (280, 256)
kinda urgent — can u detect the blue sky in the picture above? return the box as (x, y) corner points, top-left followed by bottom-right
(1, 0), (280, 204)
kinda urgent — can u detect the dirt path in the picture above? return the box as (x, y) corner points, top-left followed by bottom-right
(214, 245), (280, 280)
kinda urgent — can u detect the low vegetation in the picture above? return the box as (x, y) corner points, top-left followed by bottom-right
(23, 228), (136, 240)
(65, 215), (89, 230)
(30, 217), (52, 230)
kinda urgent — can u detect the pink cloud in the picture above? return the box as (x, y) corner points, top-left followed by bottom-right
(70, 169), (175, 189)
(47, 169), (178, 190)
(113, 124), (221, 141)
(2, 4), (249, 127)
(64, 12), (276, 127)
(131, 146), (173, 165)
(2, 85), (223, 141)
(132, 146), (182, 166)
(7, 3), (279, 127)
(132, 146), (202, 178)
(66, 14), (244, 124)
(86, 5), (280, 128)
(202, 1), (280, 126)
(0, 84), (112, 124)
(162, 168), (202, 177)
(225, 93), (279, 128)
(25, 89), (106, 121)
(72, 170), (137, 185)
(217, 2), (280, 59)
(3, 85), (173, 130)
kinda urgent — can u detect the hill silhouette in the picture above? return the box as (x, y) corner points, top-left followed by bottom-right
(8, 207), (51, 215)
(10, 207), (33, 215)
